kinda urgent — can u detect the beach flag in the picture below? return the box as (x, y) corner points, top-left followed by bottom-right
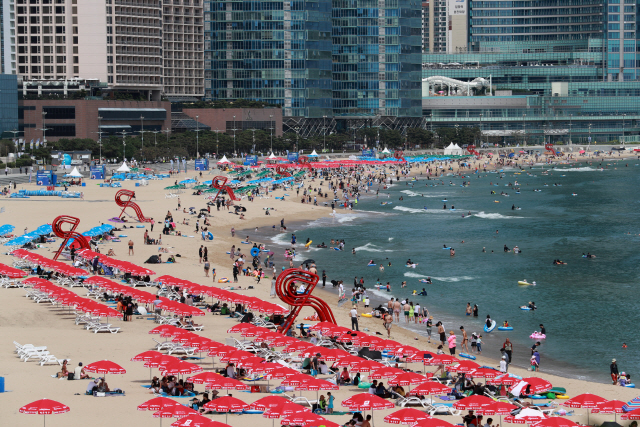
(182, 159), (187, 172)
(35, 138), (40, 148)
(29, 139), (34, 149)
(170, 159), (174, 170)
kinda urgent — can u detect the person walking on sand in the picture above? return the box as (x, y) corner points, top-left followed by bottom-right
(393, 299), (401, 323)
(447, 331), (457, 355)
(503, 338), (513, 362)
(204, 257), (210, 277)
(231, 227), (235, 237)
(460, 326), (469, 353)
(128, 239), (134, 256)
(383, 312), (393, 337)
(199, 245), (204, 263)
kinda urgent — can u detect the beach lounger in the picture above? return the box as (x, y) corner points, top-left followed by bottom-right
(87, 322), (120, 334)
(177, 321), (204, 332)
(18, 345), (47, 358)
(14, 342), (43, 355)
(166, 344), (195, 356)
(39, 355), (68, 366)
(152, 338), (178, 352)
(22, 349), (50, 362)
(484, 389), (511, 403)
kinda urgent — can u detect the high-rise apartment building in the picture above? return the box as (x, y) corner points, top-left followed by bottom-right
(1, 0), (203, 99)
(162, 0), (204, 97)
(421, 0), (466, 53)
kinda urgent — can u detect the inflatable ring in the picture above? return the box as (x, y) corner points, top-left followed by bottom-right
(136, 225), (145, 228)
(250, 248), (260, 257)
(555, 394), (570, 399)
(459, 353), (476, 360)
(498, 326), (514, 331)
(119, 235), (128, 237)
(361, 313), (373, 318)
(218, 278), (229, 283)
(305, 240), (313, 248)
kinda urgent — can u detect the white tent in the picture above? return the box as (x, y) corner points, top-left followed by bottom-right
(268, 152), (277, 159)
(308, 150), (318, 157)
(444, 143), (463, 155)
(65, 167), (83, 178)
(381, 147), (391, 154)
(116, 162), (130, 172)
(218, 155), (232, 164)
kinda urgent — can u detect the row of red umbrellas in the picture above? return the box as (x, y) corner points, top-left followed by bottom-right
(0, 261), (28, 278)
(156, 275), (289, 315)
(12, 249), (86, 276)
(26, 277), (121, 318)
(77, 248), (155, 276)
(84, 276), (205, 317)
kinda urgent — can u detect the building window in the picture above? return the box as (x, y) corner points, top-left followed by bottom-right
(47, 124), (76, 137)
(43, 106), (75, 119)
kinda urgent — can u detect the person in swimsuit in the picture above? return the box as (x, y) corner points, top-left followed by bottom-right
(437, 321), (446, 345)
(460, 326), (469, 353)
(393, 299), (401, 322)
(465, 303), (472, 316)
(128, 240), (134, 256)
(473, 304), (479, 317)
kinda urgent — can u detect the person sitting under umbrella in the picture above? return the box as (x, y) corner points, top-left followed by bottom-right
(375, 381), (392, 398)
(339, 367), (351, 385)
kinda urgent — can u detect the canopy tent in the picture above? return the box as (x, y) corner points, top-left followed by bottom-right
(65, 167), (83, 178)
(381, 148), (391, 154)
(308, 150), (319, 157)
(268, 153), (277, 159)
(218, 155), (232, 164)
(117, 162), (131, 172)
(444, 143), (463, 156)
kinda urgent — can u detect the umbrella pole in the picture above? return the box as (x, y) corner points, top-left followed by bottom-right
(44, 414), (46, 427)
(226, 411), (228, 424)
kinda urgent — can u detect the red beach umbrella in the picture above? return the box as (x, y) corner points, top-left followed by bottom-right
(138, 396), (179, 411)
(249, 396), (292, 411)
(0, 262), (28, 278)
(446, 360), (480, 373)
(621, 408), (640, 420)
(388, 372), (430, 387)
(591, 399), (626, 422)
(562, 393), (608, 424)
(342, 393), (395, 427)
(19, 399), (70, 427)
(504, 408), (548, 424)
(384, 408), (432, 425)
(171, 415), (230, 427)
(350, 360), (385, 373)
(83, 360), (126, 381)
(411, 420), (457, 427)
(453, 395), (495, 411)
(407, 381), (451, 396)
(424, 354), (458, 365)
(531, 418), (579, 427)
(509, 378), (552, 395)
(203, 396), (248, 423)
(369, 367), (404, 379)
(487, 374), (520, 386)
(469, 368), (501, 379)
(153, 405), (198, 419)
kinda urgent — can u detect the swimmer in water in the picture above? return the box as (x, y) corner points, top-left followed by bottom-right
(443, 204), (447, 209)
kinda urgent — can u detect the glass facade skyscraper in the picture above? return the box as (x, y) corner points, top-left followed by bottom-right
(205, 0), (333, 120)
(331, 0), (423, 119)
(204, 0), (422, 132)
(469, 0), (605, 52)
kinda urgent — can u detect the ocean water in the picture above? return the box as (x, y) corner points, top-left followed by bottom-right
(268, 159), (640, 383)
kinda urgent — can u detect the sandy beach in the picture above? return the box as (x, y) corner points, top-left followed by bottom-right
(1, 152), (638, 427)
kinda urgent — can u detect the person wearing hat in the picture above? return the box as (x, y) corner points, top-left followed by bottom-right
(611, 359), (619, 384)
(499, 355), (507, 373)
(107, 248), (116, 256)
(350, 305), (359, 331)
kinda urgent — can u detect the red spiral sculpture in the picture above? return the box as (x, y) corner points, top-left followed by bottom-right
(212, 176), (238, 201)
(52, 215), (90, 260)
(467, 145), (480, 156)
(115, 189), (149, 222)
(298, 156), (313, 171)
(394, 150), (405, 161)
(275, 165), (291, 177)
(544, 143), (562, 156)
(275, 268), (336, 334)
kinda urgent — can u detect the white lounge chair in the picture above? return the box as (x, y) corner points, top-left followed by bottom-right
(39, 355), (68, 366)
(90, 323), (120, 334)
(22, 349), (50, 362)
